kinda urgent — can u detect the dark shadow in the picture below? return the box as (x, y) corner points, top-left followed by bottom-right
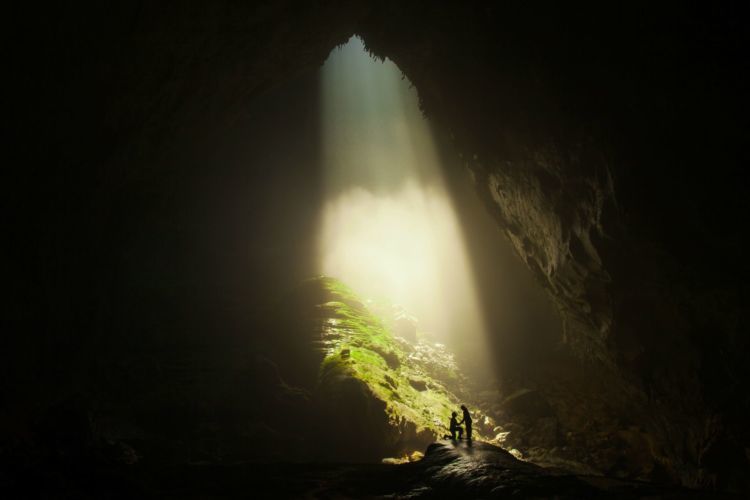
(459, 405), (473, 442)
(444, 411), (464, 441)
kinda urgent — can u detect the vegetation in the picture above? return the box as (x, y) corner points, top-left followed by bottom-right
(313, 276), (469, 440)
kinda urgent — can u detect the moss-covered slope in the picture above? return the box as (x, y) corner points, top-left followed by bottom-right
(310, 277), (471, 454)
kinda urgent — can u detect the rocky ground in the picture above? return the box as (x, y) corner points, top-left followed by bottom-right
(5, 276), (736, 498)
(6, 440), (738, 499)
(7, 277), (732, 498)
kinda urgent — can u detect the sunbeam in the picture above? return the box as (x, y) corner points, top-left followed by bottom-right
(318, 36), (490, 364)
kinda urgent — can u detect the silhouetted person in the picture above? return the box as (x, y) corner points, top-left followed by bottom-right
(444, 411), (463, 441)
(459, 405), (473, 441)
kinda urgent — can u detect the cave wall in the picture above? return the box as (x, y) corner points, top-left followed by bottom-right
(357, 1), (749, 488)
(7, 0), (749, 490)
(7, 0), (360, 399)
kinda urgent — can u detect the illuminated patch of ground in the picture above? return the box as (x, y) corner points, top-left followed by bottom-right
(313, 276), (476, 442)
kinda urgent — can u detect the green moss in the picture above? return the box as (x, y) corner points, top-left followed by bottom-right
(313, 276), (468, 439)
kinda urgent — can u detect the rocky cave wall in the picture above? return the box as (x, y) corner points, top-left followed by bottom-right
(356, 2), (749, 488)
(357, 2), (749, 488)
(7, 0), (749, 491)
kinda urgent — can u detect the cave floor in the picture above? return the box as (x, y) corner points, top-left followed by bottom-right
(11, 441), (737, 499)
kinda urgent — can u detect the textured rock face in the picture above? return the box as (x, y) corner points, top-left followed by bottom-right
(480, 156), (615, 360)
(7, 438), (723, 499)
(7, 0), (749, 493)
(356, 3), (749, 489)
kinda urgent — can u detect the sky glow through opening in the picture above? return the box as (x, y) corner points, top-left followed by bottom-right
(319, 37), (490, 360)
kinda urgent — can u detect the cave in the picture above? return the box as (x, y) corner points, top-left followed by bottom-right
(6, 2), (749, 498)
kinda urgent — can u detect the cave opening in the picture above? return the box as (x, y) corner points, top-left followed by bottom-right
(244, 36), (562, 463)
(318, 35), (493, 381)
(7, 3), (749, 497)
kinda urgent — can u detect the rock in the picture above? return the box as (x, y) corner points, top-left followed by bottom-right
(501, 389), (554, 422)
(497, 422), (526, 449)
(494, 431), (510, 444)
(393, 314), (417, 343)
(474, 412), (496, 435)
(315, 371), (394, 461)
(371, 345), (400, 369)
(100, 440), (140, 465)
(408, 377), (428, 391)
(527, 417), (559, 448)
(35, 395), (94, 459)
(71, 440), (724, 498)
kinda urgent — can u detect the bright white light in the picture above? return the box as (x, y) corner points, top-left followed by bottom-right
(319, 37), (489, 354)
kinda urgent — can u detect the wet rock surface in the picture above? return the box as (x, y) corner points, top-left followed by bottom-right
(6, 440), (738, 499)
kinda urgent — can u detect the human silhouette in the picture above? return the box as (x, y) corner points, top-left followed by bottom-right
(459, 405), (473, 441)
(444, 411), (463, 441)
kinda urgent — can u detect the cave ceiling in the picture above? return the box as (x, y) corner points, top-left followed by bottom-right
(7, 0), (749, 490)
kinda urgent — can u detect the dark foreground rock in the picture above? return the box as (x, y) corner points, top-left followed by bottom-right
(7, 441), (738, 499)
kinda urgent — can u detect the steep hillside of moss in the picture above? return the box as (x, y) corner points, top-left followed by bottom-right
(316, 277), (464, 435)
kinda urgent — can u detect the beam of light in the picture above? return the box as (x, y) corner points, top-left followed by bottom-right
(319, 36), (490, 368)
